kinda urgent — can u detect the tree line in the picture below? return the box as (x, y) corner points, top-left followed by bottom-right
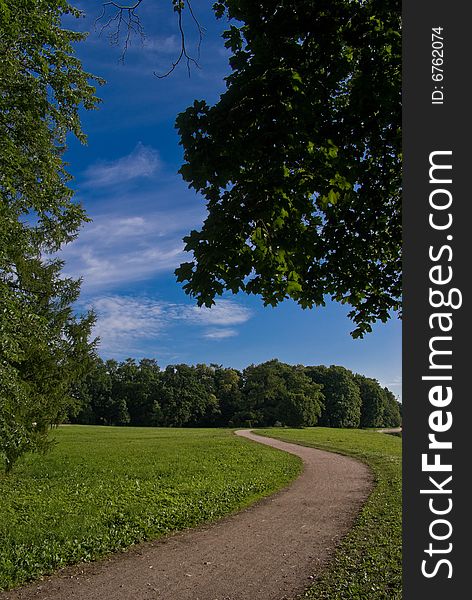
(70, 358), (401, 429)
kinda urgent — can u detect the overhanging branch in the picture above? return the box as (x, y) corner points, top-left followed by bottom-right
(97, 0), (204, 76)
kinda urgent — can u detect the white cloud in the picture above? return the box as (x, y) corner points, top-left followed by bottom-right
(171, 302), (252, 327)
(72, 243), (183, 289)
(61, 206), (203, 291)
(203, 328), (238, 340)
(91, 296), (166, 346)
(140, 35), (181, 55)
(88, 296), (252, 355)
(83, 143), (160, 187)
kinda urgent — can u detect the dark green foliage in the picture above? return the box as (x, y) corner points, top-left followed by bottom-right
(159, 364), (220, 427)
(355, 374), (401, 429)
(355, 374), (386, 428)
(73, 357), (398, 430)
(113, 359), (159, 426)
(0, 0), (102, 472)
(241, 360), (323, 427)
(212, 365), (244, 426)
(306, 365), (362, 428)
(175, 0), (401, 338)
(69, 359), (130, 425)
(382, 387), (402, 427)
(71, 359), (157, 426)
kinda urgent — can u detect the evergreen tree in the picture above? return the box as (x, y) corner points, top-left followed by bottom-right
(0, 0), (102, 471)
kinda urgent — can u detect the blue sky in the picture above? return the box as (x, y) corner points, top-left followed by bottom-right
(62, 1), (401, 398)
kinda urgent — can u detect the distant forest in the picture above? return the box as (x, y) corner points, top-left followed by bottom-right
(70, 358), (401, 429)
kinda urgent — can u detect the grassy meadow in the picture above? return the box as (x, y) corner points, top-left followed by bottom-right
(0, 426), (301, 591)
(258, 427), (402, 600)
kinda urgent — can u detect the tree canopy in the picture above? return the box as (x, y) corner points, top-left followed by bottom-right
(305, 365), (362, 428)
(174, 0), (401, 337)
(71, 356), (400, 430)
(241, 360), (323, 427)
(0, 0), (102, 472)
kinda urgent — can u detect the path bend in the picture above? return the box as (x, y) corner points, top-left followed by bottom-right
(2, 430), (373, 600)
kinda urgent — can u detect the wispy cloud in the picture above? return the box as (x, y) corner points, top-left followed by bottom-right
(138, 35), (181, 55)
(203, 328), (238, 340)
(171, 303), (252, 327)
(88, 296), (252, 356)
(61, 204), (203, 291)
(90, 296), (166, 347)
(83, 143), (160, 187)
(70, 242), (183, 288)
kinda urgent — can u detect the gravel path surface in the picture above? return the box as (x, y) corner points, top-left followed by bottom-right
(376, 428), (402, 434)
(2, 430), (373, 600)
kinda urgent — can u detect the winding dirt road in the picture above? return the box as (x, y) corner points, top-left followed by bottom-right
(2, 430), (373, 600)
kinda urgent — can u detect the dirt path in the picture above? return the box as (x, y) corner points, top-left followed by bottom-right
(376, 428), (402, 435)
(2, 430), (373, 600)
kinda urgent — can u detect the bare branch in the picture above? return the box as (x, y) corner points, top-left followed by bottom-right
(187, 0), (204, 63)
(154, 4), (202, 79)
(96, 0), (146, 63)
(97, 0), (204, 75)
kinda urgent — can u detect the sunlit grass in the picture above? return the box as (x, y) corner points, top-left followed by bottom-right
(0, 425), (301, 590)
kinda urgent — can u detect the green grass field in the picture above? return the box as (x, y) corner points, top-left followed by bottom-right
(0, 426), (301, 591)
(258, 427), (402, 600)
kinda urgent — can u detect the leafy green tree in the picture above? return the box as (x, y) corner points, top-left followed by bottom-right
(396, 397), (402, 422)
(212, 365), (243, 426)
(97, 0), (400, 334)
(306, 365), (361, 428)
(382, 387), (401, 427)
(278, 364), (324, 427)
(190, 364), (221, 426)
(159, 364), (220, 427)
(175, 0), (401, 337)
(279, 391), (320, 428)
(70, 356), (108, 425)
(112, 359), (161, 426)
(0, 0), (102, 471)
(134, 359), (163, 425)
(355, 374), (386, 428)
(242, 360), (323, 427)
(239, 362), (280, 426)
(69, 358), (126, 426)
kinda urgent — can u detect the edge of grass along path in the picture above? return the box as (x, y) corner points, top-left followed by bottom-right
(0, 426), (301, 591)
(257, 427), (402, 600)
